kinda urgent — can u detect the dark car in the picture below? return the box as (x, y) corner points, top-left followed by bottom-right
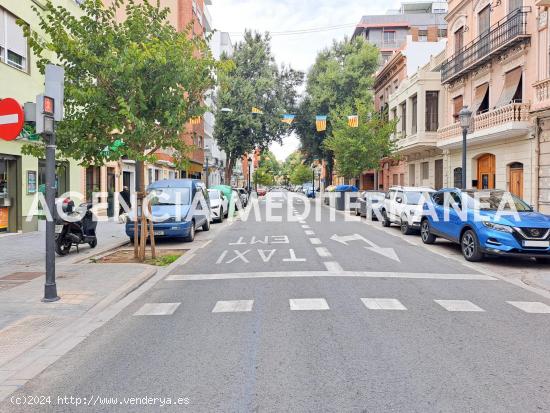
(355, 191), (385, 219)
(125, 179), (210, 242)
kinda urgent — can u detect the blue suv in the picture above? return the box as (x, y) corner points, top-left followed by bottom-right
(420, 188), (550, 262)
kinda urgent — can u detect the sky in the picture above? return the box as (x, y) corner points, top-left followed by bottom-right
(209, 0), (400, 161)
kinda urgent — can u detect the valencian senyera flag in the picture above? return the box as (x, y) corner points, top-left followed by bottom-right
(251, 107), (264, 114)
(281, 114), (295, 124)
(316, 115), (327, 132)
(348, 115), (359, 128)
(190, 116), (202, 125)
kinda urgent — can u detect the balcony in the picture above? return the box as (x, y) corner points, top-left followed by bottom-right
(394, 131), (440, 155)
(441, 8), (530, 84)
(437, 102), (531, 148)
(533, 78), (550, 112)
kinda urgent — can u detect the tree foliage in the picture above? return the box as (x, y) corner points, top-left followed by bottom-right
(290, 163), (312, 185)
(295, 36), (380, 180)
(22, 0), (218, 167)
(253, 150), (280, 187)
(214, 31), (303, 182)
(324, 102), (396, 180)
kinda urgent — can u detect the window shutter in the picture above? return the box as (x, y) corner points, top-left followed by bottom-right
(6, 12), (27, 58)
(496, 67), (522, 107)
(0, 9), (5, 50)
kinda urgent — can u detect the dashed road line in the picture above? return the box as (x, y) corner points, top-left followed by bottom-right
(134, 303), (181, 316)
(289, 298), (330, 311)
(304, 230), (315, 236)
(434, 300), (485, 312)
(212, 300), (254, 313)
(361, 298), (407, 311)
(507, 301), (550, 314)
(323, 261), (343, 272)
(309, 238), (322, 245)
(315, 247), (332, 258)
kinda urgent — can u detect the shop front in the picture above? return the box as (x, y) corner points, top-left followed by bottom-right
(0, 154), (20, 233)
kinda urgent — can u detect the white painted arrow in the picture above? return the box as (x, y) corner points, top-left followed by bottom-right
(330, 233), (400, 262)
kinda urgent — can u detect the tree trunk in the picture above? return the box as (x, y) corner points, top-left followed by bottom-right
(225, 153), (235, 184)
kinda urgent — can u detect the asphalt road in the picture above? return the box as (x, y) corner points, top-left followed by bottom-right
(2, 190), (550, 412)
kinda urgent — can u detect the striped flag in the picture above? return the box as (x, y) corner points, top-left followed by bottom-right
(348, 115), (359, 128)
(190, 116), (202, 125)
(281, 114), (295, 124)
(316, 115), (327, 132)
(251, 107), (264, 114)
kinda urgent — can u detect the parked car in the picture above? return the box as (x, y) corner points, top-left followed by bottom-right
(257, 187), (267, 196)
(381, 186), (435, 234)
(420, 188), (550, 262)
(208, 188), (229, 223)
(355, 191), (385, 219)
(125, 179), (210, 242)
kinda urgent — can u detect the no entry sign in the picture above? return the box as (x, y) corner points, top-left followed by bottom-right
(0, 98), (24, 141)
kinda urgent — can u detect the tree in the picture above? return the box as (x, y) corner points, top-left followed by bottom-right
(23, 0), (218, 260)
(214, 31), (303, 183)
(295, 36), (379, 182)
(324, 101), (396, 180)
(290, 163), (312, 185)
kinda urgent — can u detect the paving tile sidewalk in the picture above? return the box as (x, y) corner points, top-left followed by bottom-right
(0, 253), (156, 401)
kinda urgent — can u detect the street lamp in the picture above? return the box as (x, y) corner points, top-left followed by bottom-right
(458, 106), (472, 190)
(248, 156), (252, 193)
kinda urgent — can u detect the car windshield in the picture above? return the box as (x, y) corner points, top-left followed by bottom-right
(464, 190), (533, 212)
(148, 187), (191, 205)
(404, 191), (430, 204)
(208, 190), (220, 200)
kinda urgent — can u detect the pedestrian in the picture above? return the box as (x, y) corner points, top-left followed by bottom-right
(119, 186), (131, 216)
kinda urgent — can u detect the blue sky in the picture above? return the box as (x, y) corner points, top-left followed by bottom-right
(209, 0), (401, 160)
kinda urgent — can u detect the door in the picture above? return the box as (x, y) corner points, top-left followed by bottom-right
(434, 159), (443, 189)
(510, 165), (523, 198)
(477, 154), (495, 189)
(123, 171), (132, 194)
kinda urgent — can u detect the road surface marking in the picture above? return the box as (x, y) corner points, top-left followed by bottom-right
(301, 225), (310, 229)
(304, 230), (315, 235)
(134, 303), (180, 316)
(166, 271), (496, 281)
(315, 247), (332, 257)
(289, 298), (329, 311)
(434, 300), (485, 312)
(299, 220), (306, 224)
(309, 238), (322, 245)
(212, 300), (254, 313)
(361, 298), (407, 311)
(229, 237), (246, 245)
(226, 249), (251, 264)
(506, 301), (550, 314)
(283, 249), (307, 262)
(216, 250), (228, 264)
(323, 261), (344, 272)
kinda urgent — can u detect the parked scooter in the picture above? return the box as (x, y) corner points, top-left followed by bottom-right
(54, 199), (98, 256)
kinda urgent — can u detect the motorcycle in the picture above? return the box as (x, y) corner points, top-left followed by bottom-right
(54, 199), (98, 256)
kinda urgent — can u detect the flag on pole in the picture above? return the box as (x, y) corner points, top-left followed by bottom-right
(316, 115), (327, 132)
(348, 115), (359, 128)
(190, 116), (202, 125)
(281, 114), (295, 124)
(251, 107), (264, 114)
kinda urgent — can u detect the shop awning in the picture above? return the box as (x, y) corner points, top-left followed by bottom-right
(496, 67), (522, 108)
(471, 83), (489, 114)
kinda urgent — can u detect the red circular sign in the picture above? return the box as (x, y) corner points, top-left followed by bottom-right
(0, 98), (25, 141)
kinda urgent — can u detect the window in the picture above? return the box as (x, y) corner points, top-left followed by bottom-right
(438, 29), (447, 38)
(425, 91), (439, 131)
(418, 30), (428, 42)
(453, 167), (463, 188)
(478, 6), (491, 36)
(411, 95), (418, 134)
(421, 162), (429, 180)
(400, 102), (407, 136)
(453, 95), (463, 123)
(383, 31), (396, 45)
(509, 0), (522, 12)
(454, 27), (464, 52)
(399, 173), (405, 186)
(0, 8), (28, 72)
(393, 174), (399, 185)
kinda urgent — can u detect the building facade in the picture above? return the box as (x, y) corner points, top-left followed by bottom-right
(0, 0), (83, 233)
(438, 0), (535, 204)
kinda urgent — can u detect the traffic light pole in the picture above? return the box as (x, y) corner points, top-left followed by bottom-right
(43, 128), (59, 302)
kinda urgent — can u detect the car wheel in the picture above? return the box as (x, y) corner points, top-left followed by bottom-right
(55, 239), (72, 256)
(89, 239), (97, 248)
(202, 218), (210, 232)
(217, 208), (224, 223)
(381, 210), (391, 227)
(420, 219), (436, 244)
(461, 229), (483, 262)
(535, 257), (550, 264)
(355, 207), (361, 217)
(400, 215), (414, 235)
(184, 221), (195, 242)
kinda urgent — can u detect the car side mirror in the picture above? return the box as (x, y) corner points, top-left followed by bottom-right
(396, 197), (402, 203)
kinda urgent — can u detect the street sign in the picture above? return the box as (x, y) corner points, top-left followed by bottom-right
(0, 98), (24, 141)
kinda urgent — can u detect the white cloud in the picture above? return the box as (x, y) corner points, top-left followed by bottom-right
(209, 0), (401, 160)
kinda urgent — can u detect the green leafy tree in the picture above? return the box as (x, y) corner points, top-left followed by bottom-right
(253, 167), (275, 187)
(290, 163), (312, 185)
(22, 0), (218, 168)
(324, 102), (396, 180)
(295, 36), (379, 181)
(214, 31), (303, 183)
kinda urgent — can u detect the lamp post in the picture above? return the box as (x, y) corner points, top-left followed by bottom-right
(248, 156), (252, 193)
(458, 106), (472, 190)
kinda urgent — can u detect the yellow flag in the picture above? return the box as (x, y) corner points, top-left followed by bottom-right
(251, 107), (264, 114)
(348, 115), (359, 128)
(190, 116), (202, 125)
(316, 115), (327, 132)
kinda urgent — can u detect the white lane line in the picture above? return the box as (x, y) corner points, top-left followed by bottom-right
(434, 300), (485, 312)
(506, 301), (550, 314)
(299, 220), (306, 224)
(301, 225), (310, 229)
(315, 247), (332, 257)
(212, 300), (254, 313)
(289, 298), (330, 311)
(167, 271), (496, 281)
(134, 303), (181, 316)
(309, 237), (322, 245)
(361, 298), (407, 311)
(304, 230), (315, 236)
(323, 261), (344, 272)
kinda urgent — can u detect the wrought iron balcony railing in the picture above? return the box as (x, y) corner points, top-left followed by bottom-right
(441, 7), (530, 84)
